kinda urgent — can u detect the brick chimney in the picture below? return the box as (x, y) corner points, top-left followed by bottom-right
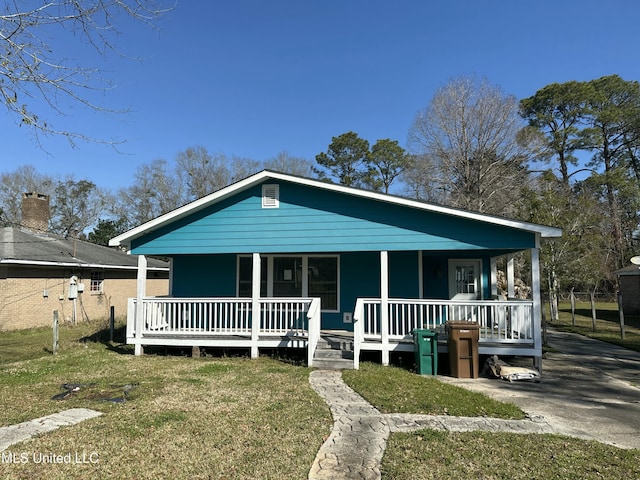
(21, 192), (50, 233)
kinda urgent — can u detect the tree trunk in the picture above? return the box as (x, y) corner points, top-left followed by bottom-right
(570, 287), (576, 326)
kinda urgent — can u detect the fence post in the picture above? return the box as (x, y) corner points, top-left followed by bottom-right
(570, 287), (576, 326)
(590, 289), (597, 332)
(617, 293), (626, 340)
(53, 310), (59, 355)
(109, 306), (115, 342)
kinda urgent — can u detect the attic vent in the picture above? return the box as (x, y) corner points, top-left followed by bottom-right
(262, 184), (279, 208)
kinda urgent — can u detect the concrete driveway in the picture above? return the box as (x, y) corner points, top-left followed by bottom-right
(440, 329), (640, 450)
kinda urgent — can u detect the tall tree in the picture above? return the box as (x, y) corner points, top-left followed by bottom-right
(365, 139), (410, 193)
(408, 76), (531, 215)
(520, 81), (592, 188)
(315, 131), (370, 187)
(50, 178), (108, 238)
(0, 1), (169, 144)
(521, 171), (608, 319)
(582, 75), (640, 272)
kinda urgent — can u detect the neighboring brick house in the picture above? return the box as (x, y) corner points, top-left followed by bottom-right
(616, 264), (640, 317)
(0, 193), (169, 330)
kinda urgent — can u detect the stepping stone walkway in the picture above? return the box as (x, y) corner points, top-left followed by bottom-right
(308, 370), (556, 480)
(0, 408), (102, 452)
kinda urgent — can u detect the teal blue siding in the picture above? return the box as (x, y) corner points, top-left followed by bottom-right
(422, 255), (449, 299)
(131, 181), (536, 256)
(389, 251), (420, 298)
(330, 252), (381, 330)
(171, 254), (237, 297)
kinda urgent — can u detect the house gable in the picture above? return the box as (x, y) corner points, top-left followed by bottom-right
(130, 180), (537, 255)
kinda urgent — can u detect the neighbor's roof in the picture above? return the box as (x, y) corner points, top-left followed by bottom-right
(0, 227), (168, 270)
(110, 170), (563, 249)
(615, 264), (640, 276)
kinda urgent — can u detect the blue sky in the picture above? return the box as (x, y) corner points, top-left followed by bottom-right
(3, 0), (640, 191)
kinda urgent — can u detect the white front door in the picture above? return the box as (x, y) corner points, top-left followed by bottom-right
(448, 259), (482, 300)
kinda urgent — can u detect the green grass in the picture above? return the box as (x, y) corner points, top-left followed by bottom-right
(548, 301), (640, 353)
(1, 320), (638, 479)
(0, 322), (332, 480)
(383, 430), (640, 480)
(343, 362), (524, 419)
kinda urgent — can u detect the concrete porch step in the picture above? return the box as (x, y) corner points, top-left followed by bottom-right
(312, 357), (355, 370)
(313, 333), (355, 369)
(314, 347), (354, 360)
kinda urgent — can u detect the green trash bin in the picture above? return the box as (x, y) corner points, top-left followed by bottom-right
(413, 329), (438, 375)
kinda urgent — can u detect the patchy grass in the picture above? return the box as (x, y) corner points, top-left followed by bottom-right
(2, 321), (638, 479)
(549, 302), (640, 353)
(0, 320), (111, 365)
(383, 430), (640, 480)
(342, 362), (524, 419)
(0, 323), (331, 480)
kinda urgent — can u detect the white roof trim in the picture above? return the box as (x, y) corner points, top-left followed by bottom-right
(0, 259), (168, 271)
(109, 170), (562, 248)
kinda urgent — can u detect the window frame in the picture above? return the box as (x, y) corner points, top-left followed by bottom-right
(447, 259), (482, 300)
(89, 271), (104, 294)
(236, 254), (340, 312)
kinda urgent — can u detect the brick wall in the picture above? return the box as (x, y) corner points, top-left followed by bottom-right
(619, 274), (640, 316)
(0, 265), (168, 330)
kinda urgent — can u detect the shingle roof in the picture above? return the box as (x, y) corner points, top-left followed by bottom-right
(615, 264), (640, 276)
(0, 227), (168, 270)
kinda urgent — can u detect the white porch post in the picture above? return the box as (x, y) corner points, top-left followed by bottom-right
(490, 257), (498, 298)
(507, 254), (515, 298)
(251, 253), (261, 359)
(380, 251), (390, 366)
(418, 250), (424, 299)
(134, 254), (147, 356)
(531, 238), (543, 371)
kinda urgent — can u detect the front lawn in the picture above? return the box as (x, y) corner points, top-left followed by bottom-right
(0, 323), (331, 480)
(1, 321), (638, 479)
(383, 430), (640, 480)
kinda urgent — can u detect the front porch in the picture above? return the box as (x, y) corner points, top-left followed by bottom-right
(126, 295), (537, 369)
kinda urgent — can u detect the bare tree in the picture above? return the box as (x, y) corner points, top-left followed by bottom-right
(408, 76), (532, 215)
(116, 159), (186, 227)
(0, 165), (53, 226)
(0, 1), (169, 144)
(264, 151), (314, 177)
(229, 156), (263, 183)
(176, 146), (232, 199)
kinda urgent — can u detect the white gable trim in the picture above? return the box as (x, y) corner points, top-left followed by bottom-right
(109, 170), (562, 249)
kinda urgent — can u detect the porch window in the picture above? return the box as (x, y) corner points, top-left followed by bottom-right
(237, 254), (339, 311)
(237, 256), (267, 297)
(308, 256), (338, 310)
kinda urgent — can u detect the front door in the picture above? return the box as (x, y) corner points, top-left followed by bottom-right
(448, 259), (482, 300)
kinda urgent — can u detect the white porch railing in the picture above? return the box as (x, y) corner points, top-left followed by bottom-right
(127, 297), (322, 364)
(353, 297), (534, 354)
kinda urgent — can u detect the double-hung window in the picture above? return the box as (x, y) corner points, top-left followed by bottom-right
(90, 271), (104, 293)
